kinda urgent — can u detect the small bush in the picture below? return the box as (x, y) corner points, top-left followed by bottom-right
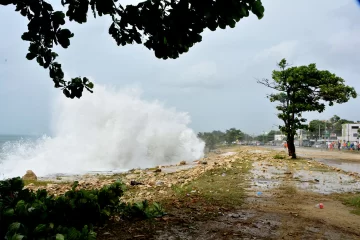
(0, 177), (165, 239)
(343, 194), (360, 215)
(119, 200), (165, 219)
(273, 154), (285, 159)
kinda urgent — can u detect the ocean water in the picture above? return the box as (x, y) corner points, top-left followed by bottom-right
(0, 134), (40, 156)
(0, 85), (205, 179)
(0, 135), (41, 175)
(0, 135), (34, 145)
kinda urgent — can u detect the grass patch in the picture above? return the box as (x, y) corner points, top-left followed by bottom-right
(273, 154), (286, 159)
(23, 180), (54, 186)
(309, 167), (332, 172)
(170, 160), (252, 208)
(342, 194), (360, 215)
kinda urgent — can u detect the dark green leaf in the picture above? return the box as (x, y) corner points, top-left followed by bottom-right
(9, 234), (25, 240)
(34, 224), (47, 233)
(26, 53), (37, 60)
(7, 222), (21, 233)
(55, 234), (65, 240)
(42, 2), (54, 12)
(63, 89), (71, 98)
(86, 82), (94, 89)
(4, 208), (15, 217)
(21, 32), (32, 41)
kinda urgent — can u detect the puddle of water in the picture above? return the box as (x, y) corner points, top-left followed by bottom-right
(317, 159), (360, 174)
(293, 170), (360, 194)
(251, 179), (281, 189)
(249, 160), (360, 194)
(250, 162), (287, 191)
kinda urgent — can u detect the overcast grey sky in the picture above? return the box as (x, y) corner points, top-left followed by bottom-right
(0, 0), (359, 135)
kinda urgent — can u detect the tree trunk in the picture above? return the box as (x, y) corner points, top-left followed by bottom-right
(287, 135), (297, 159)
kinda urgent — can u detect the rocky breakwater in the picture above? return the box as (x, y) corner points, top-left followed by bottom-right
(23, 150), (244, 201)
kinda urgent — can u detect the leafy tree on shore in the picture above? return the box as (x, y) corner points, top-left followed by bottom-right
(258, 59), (357, 159)
(1, 0), (265, 98)
(224, 128), (242, 145)
(197, 132), (218, 150)
(198, 128), (244, 149)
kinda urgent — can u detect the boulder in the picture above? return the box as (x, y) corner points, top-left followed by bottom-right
(179, 160), (186, 166)
(22, 170), (37, 181)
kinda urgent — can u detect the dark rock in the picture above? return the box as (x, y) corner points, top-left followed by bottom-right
(130, 180), (144, 186)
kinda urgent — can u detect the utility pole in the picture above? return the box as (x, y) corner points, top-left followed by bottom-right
(263, 131), (265, 143)
(325, 121), (327, 141)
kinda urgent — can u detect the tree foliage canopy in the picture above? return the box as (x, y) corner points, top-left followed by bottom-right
(197, 128), (244, 150)
(2, 0), (264, 98)
(308, 115), (355, 138)
(258, 59), (357, 158)
(224, 128), (242, 145)
(265, 130), (281, 141)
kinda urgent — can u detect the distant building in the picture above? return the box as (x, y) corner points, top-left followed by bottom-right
(339, 123), (360, 142)
(274, 134), (286, 141)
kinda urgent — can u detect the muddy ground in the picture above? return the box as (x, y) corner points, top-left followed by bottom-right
(26, 146), (360, 239)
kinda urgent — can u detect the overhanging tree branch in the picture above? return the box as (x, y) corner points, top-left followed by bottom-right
(2, 0), (265, 98)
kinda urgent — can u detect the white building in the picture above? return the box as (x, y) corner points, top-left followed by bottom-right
(274, 134), (286, 141)
(339, 124), (360, 142)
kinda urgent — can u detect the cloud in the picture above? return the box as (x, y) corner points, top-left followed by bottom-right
(1, 0), (360, 135)
(328, 28), (360, 54)
(159, 61), (223, 89)
(252, 40), (299, 64)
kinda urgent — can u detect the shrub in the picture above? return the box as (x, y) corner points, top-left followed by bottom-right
(0, 177), (165, 239)
(273, 154), (285, 159)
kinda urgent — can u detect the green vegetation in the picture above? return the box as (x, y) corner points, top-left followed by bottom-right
(224, 128), (243, 145)
(197, 128), (245, 150)
(197, 131), (225, 150)
(1, 0), (264, 98)
(0, 177), (164, 239)
(258, 59), (357, 159)
(308, 115), (355, 140)
(171, 159), (251, 207)
(273, 154), (286, 159)
(342, 194), (360, 215)
(265, 130), (281, 142)
(23, 180), (55, 187)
